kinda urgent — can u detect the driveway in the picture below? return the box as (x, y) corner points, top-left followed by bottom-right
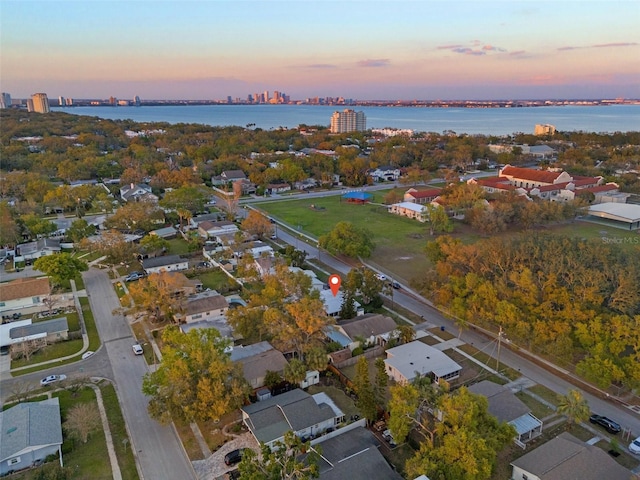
(192, 432), (257, 480)
(84, 268), (196, 480)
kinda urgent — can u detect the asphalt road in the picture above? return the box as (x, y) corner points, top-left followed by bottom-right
(83, 268), (196, 480)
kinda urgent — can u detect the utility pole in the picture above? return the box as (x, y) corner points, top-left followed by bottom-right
(496, 325), (503, 372)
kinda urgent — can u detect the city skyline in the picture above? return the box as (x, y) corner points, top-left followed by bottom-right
(2, 1), (639, 101)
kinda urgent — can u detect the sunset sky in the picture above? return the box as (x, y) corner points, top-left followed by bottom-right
(2, 0), (639, 100)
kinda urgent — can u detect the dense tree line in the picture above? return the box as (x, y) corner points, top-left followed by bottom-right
(422, 233), (640, 390)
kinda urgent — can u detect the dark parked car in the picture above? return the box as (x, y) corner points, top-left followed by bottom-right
(224, 449), (245, 466)
(589, 414), (621, 434)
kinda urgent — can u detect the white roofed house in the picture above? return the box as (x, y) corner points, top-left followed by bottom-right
(388, 202), (427, 222)
(369, 166), (401, 182)
(141, 254), (189, 274)
(15, 239), (61, 262)
(0, 398), (64, 476)
(197, 220), (239, 240)
(384, 341), (462, 385)
(119, 183), (158, 203)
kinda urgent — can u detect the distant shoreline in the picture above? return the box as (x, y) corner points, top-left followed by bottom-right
(49, 99), (639, 109)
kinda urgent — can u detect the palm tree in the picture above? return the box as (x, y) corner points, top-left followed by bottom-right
(557, 389), (590, 428)
(284, 359), (307, 386)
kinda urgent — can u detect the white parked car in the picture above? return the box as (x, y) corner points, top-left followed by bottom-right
(40, 374), (67, 386)
(81, 351), (95, 360)
(132, 343), (144, 355)
(630, 436), (640, 454)
(376, 274), (387, 281)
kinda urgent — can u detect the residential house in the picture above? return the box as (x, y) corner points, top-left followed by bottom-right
(288, 267), (326, 292)
(329, 314), (398, 351)
(369, 166), (401, 182)
(15, 239), (61, 262)
(149, 226), (178, 239)
(174, 290), (229, 324)
(197, 221), (239, 240)
(211, 170), (257, 195)
(9, 317), (69, 348)
(265, 183), (292, 195)
(230, 341), (288, 390)
(467, 380), (542, 445)
(314, 426), (403, 480)
(160, 272), (202, 297)
(293, 178), (318, 190)
(403, 188), (441, 204)
(388, 202), (427, 222)
(242, 389), (344, 449)
(319, 289), (363, 318)
(141, 255), (189, 274)
(0, 277), (51, 314)
(254, 256), (275, 278)
(384, 341), (462, 385)
(189, 213), (227, 230)
(119, 183), (158, 203)
(510, 432), (631, 480)
(0, 398), (63, 476)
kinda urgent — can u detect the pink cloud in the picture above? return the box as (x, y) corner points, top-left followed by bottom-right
(509, 50), (526, 56)
(558, 42), (638, 51)
(357, 59), (390, 67)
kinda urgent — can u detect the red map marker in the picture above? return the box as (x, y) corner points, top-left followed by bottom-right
(328, 274), (341, 297)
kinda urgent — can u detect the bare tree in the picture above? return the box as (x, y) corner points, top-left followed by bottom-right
(216, 181), (241, 221)
(64, 402), (102, 443)
(42, 295), (60, 315)
(9, 380), (36, 403)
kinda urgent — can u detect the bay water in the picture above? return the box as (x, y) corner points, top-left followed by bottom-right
(56, 104), (639, 136)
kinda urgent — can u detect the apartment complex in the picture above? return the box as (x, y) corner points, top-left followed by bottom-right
(534, 123), (556, 135)
(29, 93), (50, 113)
(330, 109), (366, 133)
(0, 93), (11, 109)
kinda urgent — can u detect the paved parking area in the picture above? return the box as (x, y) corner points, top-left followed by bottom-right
(191, 432), (258, 480)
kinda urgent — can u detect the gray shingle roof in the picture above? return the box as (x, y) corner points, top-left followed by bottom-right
(511, 432), (631, 480)
(468, 380), (530, 423)
(338, 314), (397, 341)
(315, 427), (402, 480)
(242, 389), (336, 444)
(9, 317), (68, 339)
(0, 398), (63, 462)
(142, 254), (186, 269)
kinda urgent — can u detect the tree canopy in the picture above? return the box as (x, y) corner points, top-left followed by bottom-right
(238, 431), (321, 480)
(142, 327), (250, 424)
(318, 221), (374, 258)
(33, 253), (88, 285)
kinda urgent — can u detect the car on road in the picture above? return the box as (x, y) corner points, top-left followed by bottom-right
(132, 343), (144, 355)
(589, 414), (621, 434)
(391, 281), (401, 289)
(376, 274), (386, 281)
(629, 436), (640, 454)
(40, 374), (67, 386)
(224, 448), (245, 466)
(81, 351), (95, 360)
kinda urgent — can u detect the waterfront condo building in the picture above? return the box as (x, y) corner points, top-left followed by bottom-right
(330, 109), (366, 133)
(30, 93), (50, 113)
(534, 123), (556, 135)
(0, 92), (11, 109)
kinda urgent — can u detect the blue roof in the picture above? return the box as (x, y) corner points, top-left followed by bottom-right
(342, 192), (372, 200)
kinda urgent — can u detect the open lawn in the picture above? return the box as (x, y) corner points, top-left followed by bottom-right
(256, 195), (433, 283)
(195, 269), (241, 294)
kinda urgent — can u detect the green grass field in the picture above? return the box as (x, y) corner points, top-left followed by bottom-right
(256, 195), (640, 284)
(256, 194), (433, 283)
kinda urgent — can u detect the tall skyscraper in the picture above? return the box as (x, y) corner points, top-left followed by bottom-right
(330, 109), (366, 133)
(58, 96), (66, 106)
(30, 93), (50, 113)
(133, 95), (141, 106)
(0, 92), (11, 109)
